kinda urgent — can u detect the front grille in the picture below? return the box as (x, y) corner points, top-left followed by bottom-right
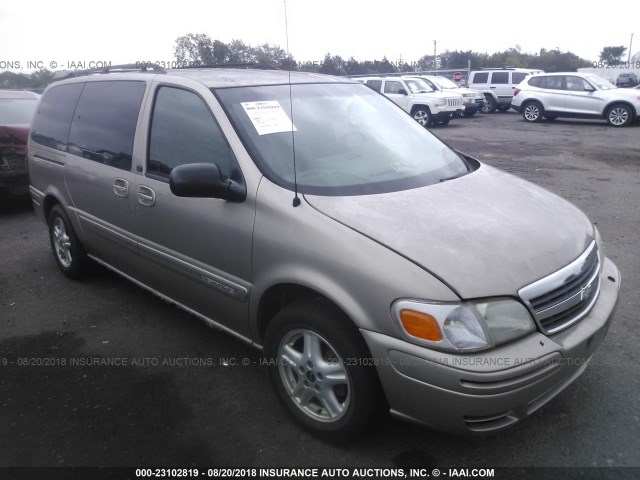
(519, 241), (600, 334)
(447, 97), (463, 107)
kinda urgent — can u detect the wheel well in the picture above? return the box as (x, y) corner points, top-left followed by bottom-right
(42, 195), (60, 223)
(522, 99), (542, 109)
(257, 284), (346, 342)
(410, 105), (430, 115)
(604, 101), (636, 118)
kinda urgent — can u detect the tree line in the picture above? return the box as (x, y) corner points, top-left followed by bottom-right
(174, 34), (605, 75)
(0, 36), (629, 90)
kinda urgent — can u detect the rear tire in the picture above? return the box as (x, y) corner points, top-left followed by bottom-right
(264, 299), (385, 441)
(522, 101), (544, 123)
(48, 205), (90, 279)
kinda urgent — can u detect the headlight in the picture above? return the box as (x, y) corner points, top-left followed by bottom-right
(392, 298), (536, 352)
(437, 99), (447, 106)
(462, 93), (474, 97)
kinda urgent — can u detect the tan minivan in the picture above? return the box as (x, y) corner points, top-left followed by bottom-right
(28, 66), (620, 439)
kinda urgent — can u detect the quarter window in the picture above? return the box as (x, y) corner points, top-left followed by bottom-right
(67, 81), (146, 171)
(31, 83), (84, 151)
(148, 86), (237, 180)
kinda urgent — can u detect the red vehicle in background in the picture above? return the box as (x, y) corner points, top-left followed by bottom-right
(0, 90), (39, 198)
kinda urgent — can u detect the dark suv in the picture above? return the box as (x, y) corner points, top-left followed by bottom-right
(616, 72), (638, 87)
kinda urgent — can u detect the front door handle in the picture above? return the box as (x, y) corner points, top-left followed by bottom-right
(113, 178), (129, 198)
(138, 185), (156, 207)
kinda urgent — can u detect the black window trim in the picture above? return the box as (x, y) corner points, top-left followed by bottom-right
(145, 83), (244, 186)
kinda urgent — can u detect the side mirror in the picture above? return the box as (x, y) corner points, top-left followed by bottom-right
(169, 163), (246, 202)
(584, 84), (595, 92)
(397, 88), (408, 95)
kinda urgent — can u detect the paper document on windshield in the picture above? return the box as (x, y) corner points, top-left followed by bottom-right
(241, 101), (297, 135)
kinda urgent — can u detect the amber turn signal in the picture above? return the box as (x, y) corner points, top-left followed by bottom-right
(399, 309), (443, 342)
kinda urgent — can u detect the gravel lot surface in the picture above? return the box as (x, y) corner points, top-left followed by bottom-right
(1, 112), (638, 475)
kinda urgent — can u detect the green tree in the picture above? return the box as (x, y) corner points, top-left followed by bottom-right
(599, 46), (627, 64)
(174, 33), (216, 65)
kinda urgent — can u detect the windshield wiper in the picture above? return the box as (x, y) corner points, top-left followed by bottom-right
(439, 170), (470, 183)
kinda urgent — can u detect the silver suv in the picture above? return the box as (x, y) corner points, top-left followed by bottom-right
(468, 68), (543, 113)
(511, 72), (640, 127)
(28, 66), (620, 439)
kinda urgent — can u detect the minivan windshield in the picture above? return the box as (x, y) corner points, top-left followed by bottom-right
(215, 83), (469, 196)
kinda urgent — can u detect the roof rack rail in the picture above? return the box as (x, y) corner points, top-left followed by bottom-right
(175, 62), (281, 71)
(480, 66), (516, 70)
(52, 63), (166, 81)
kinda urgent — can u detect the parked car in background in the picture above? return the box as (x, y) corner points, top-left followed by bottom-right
(0, 90), (39, 198)
(511, 72), (640, 127)
(469, 68), (543, 113)
(615, 72), (638, 87)
(410, 75), (486, 116)
(361, 76), (463, 126)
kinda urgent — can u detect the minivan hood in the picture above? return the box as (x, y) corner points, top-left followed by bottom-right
(305, 164), (594, 299)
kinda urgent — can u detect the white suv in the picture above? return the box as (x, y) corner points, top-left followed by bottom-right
(468, 68), (543, 113)
(511, 72), (640, 127)
(362, 76), (463, 126)
(409, 75), (486, 116)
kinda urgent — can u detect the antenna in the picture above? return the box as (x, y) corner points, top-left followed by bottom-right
(284, 0), (301, 207)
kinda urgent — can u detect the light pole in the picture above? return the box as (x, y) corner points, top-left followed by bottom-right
(629, 33), (634, 63)
(433, 40), (437, 70)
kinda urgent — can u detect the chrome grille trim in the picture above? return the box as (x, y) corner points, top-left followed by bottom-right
(519, 241), (600, 334)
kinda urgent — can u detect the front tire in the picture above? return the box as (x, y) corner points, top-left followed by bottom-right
(264, 299), (385, 440)
(411, 106), (432, 127)
(48, 205), (90, 279)
(606, 104), (633, 127)
(522, 101), (544, 123)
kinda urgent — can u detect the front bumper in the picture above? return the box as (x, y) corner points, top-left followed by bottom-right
(362, 257), (620, 434)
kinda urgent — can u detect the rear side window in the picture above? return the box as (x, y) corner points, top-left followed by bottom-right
(31, 83), (84, 151)
(540, 76), (563, 90)
(365, 80), (382, 92)
(491, 72), (509, 84)
(472, 72), (489, 83)
(147, 86), (237, 180)
(67, 81), (146, 171)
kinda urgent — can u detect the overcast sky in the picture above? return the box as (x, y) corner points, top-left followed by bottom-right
(1, 0), (638, 72)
